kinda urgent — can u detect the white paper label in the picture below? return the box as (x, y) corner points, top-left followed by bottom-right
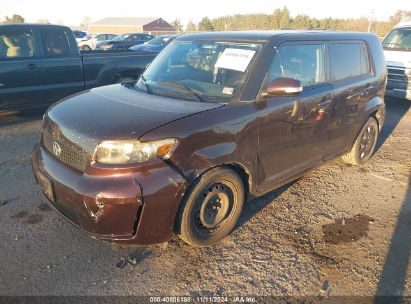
(222, 87), (234, 95)
(214, 48), (256, 72)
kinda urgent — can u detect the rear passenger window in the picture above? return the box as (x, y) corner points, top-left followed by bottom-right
(41, 29), (70, 57)
(330, 42), (371, 81)
(0, 30), (35, 59)
(265, 43), (326, 88)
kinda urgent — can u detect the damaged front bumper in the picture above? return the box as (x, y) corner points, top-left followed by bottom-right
(31, 144), (188, 245)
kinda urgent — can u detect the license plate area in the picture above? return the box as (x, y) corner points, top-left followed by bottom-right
(36, 171), (55, 202)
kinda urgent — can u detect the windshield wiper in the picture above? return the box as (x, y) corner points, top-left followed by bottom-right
(159, 81), (205, 102)
(140, 75), (153, 94)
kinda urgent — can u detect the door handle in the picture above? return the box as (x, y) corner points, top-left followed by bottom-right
(26, 63), (39, 70)
(0, 84), (4, 87)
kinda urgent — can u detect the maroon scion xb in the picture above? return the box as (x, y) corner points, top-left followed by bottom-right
(32, 31), (386, 247)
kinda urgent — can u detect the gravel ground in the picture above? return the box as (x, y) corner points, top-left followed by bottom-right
(0, 97), (410, 298)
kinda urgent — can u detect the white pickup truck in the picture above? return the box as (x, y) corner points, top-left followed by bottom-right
(382, 21), (411, 100)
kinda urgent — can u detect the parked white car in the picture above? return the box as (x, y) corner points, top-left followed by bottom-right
(77, 33), (117, 50)
(382, 20), (411, 100)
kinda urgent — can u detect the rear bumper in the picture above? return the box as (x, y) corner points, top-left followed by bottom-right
(31, 144), (188, 245)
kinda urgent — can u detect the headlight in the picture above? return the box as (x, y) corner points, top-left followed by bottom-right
(95, 138), (178, 164)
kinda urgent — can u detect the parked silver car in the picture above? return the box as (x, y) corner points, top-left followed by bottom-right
(78, 33), (117, 50)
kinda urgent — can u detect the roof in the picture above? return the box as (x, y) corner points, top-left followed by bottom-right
(91, 17), (160, 27)
(394, 20), (411, 28)
(176, 30), (378, 43)
(0, 23), (70, 30)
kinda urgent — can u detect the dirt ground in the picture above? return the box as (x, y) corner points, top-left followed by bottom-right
(0, 97), (410, 299)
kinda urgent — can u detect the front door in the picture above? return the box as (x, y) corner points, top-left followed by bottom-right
(0, 28), (43, 111)
(256, 42), (334, 191)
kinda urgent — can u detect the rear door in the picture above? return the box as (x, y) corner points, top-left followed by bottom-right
(328, 41), (374, 154)
(257, 42), (334, 187)
(0, 28), (44, 110)
(38, 27), (84, 102)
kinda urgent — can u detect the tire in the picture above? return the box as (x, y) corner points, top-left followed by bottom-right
(341, 117), (379, 165)
(176, 167), (245, 247)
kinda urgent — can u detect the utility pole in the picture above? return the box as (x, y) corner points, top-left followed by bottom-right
(368, 9), (375, 33)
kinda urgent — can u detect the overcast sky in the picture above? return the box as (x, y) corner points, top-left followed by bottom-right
(1, 0), (411, 26)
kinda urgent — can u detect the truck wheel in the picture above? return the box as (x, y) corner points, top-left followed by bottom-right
(341, 117), (379, 165)
(176, 167), (245, 247)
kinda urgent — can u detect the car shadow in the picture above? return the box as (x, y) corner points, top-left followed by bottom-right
(375, 172), (411, 301)
(0, 108), (45, 127)
(235, 182), (294, 231)
(376, 97), (410, 150)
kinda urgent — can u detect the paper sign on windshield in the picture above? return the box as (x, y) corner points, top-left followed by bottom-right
(214, 48), (256, 72)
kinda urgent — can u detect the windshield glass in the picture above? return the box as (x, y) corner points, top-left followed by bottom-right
(135, 41), (261, 103)
(382, 27), (411, 51)
(112, 34), (130, 42)
(83, 34), (96, 40)
(148, 36), (169, 46)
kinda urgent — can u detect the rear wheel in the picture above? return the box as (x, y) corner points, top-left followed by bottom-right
(176, 167), (245, 247)
(341, 117), (379, 165)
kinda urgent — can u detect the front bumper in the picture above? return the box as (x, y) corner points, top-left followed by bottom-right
(386, 80), (411, 100)
(32, 144), (188, 245)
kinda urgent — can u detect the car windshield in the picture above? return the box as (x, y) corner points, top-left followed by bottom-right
(83, 34), (96, 40)
(74, 31), (86, 38)
(112, 34), (131, 42)
(382, 27), (411, 51)
(134, 41), (261, 103)
(147, 36), (172, 46)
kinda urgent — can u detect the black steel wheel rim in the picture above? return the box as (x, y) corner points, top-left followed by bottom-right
(192, 182), (235, 236)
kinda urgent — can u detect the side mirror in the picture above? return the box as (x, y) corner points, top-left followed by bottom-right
(265, 77), (303, 96)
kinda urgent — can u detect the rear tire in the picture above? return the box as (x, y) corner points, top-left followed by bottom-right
(341, 117), (379, 165)
(176, 167), (245, 247)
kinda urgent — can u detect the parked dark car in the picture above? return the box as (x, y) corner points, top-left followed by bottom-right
(32, 31), (386, 247)
(129, 35), (176, 53)
(97, 33), (154, 50)
(72, 30), (87, 42)
(0, 24), (156, 113)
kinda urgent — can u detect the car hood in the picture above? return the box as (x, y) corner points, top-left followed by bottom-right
(45, 84), (224, 155)
(384, 49), (411, 69)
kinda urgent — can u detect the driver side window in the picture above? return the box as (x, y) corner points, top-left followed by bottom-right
(265, 43), (326, 88)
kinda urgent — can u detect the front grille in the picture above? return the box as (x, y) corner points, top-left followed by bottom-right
(387, 66), (406, 82)
(42, 124), (88, 172)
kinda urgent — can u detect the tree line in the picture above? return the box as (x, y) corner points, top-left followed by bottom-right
(186, 8), (411, 37)
(4, 8), (411, 37)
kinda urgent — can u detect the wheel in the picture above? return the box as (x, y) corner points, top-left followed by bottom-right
(80, 45), (91, 51)
(341, 117), (379, 165)
(176, 167), (245, 247)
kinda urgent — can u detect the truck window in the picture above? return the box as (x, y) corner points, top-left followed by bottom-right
(0, 30), (35, 59)
(265, 43), (325, 88)
(41, 29), (70, 57)
(382, 28), (411, 51)
(330, 43), (370, 81)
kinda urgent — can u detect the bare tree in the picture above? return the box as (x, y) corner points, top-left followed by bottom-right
(80, 16), (92, 27)
(4, 14), (25, 23)
(37, 18), (50, 24)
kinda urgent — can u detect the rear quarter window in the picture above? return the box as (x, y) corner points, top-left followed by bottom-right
(330, 42), (371, 81)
